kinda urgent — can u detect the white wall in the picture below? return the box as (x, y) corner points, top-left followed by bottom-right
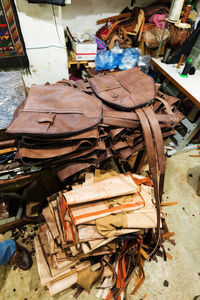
(14, 0), (155, 87)
(62, 0), (155, 37)
(15, 0), (68, 87)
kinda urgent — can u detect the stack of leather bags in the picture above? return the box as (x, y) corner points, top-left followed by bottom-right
(6, 67), (184, 184)
(6, 80), (107, 181)
(35, 169), (169, 298)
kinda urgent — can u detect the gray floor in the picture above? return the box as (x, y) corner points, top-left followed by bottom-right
(0, 150), (200, 300)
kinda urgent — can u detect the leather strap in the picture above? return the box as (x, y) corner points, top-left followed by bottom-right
(143, 106), (165, 202)
(155, 96), (174, 115)
(136, 108), (161, 257)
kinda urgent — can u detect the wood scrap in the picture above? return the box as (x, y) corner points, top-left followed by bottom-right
(97, 13), (131, 25)
(34, 171), (173, 298)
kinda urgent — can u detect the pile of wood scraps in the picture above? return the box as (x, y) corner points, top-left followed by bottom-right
(95, 4), (170, 56)
(35, 170), (172, 298)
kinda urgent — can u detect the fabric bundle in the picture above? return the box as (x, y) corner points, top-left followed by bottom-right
(35, 170), (171, 298)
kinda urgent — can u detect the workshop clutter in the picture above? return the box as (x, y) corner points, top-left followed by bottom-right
(95, 5), (171, 58)
(5, 67), (183, 298)
(35, 170), (170, 298)
(94, 3), (196, 61)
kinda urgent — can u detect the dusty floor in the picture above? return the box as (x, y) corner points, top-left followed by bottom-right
(0, 150), (200, 300)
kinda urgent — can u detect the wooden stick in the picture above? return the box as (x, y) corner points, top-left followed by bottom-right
(138, 17), (145, 42)
(0, 147), (17, 155)
(161, 201), (178, 206)
(166, 252), (173, 260)
(162, 232), (175, 239)
(176, 54), (184, 69)
(97, 12), (131, 25)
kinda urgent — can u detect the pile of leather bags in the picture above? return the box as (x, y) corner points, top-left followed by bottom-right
(35, 170), (168, 298)
(7, 67), (183, 184)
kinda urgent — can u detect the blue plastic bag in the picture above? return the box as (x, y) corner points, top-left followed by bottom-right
(118, 48), (139, 71)
(95, 50), (122, 71)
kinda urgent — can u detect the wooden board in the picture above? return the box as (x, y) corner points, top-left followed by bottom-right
(63, 173), (140, 205)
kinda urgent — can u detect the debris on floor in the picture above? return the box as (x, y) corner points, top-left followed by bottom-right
(34, 170), (173, 298)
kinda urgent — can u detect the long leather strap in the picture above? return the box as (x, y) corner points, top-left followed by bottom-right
(136, 108), (160, 257)
(143, 106), (165, 202)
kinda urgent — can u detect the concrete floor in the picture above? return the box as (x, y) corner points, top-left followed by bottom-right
(0, 150), (200, 300)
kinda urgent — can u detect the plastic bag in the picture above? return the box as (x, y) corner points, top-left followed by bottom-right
(137, 55), (151, 74)
(118, 48), (139, 71)
(111, 42), (124, 54)
(95, 50), (122, 71)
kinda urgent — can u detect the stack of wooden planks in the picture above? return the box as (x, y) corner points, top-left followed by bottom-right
(35, 170), (169, 299)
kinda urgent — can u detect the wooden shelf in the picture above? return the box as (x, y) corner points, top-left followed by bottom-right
(67, 50), (88, 69)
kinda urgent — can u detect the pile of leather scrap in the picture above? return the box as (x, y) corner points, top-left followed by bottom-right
(141, 4), (170, 52)
(6, 67), (184, 185)
(95, 4), (170, 50)
(34, 170), (172, 298)
(96, 7), (145, 49)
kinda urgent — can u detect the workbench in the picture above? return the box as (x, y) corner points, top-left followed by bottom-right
(151, 58), (200, 156)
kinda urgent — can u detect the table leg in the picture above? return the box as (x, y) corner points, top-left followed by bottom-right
(167, 106), (200, 156)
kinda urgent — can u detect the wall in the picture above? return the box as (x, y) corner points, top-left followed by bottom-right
(62, 0), (155, 37)
(14, 0), (155, 87)
(15, 0), (68, 87)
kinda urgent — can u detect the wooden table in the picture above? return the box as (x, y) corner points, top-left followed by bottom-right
(151, 58), (200, 107)
(151, 58), (200, 155)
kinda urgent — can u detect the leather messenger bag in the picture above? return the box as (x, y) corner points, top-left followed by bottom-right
(88, 67), (155, 111)
(7, 85), (102, 137)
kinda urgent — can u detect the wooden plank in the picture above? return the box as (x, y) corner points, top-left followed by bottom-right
(0, 147), (17, 154)
(42, 206), (60, 241)
(63, 173), (140, 205)
(138, 17), (145, 42)
(0, 140), (16, 149)
(97, 12), (131, 25)
(69, 192), (144, 225)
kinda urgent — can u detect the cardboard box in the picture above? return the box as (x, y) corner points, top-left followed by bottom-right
(72, 40), (97, 61)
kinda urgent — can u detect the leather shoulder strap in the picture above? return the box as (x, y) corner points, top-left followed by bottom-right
(143, 106), (165, 201)
(136, 108), (160, 257)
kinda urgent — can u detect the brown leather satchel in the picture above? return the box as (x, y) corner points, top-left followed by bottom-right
(88, 68), (155, 111)
(7, 85), (102, 137)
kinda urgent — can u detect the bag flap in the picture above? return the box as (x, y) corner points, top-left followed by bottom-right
(7, 85), (102, 137)
(88, 75), (121, 94)
(23, 85), (101, 118)
(89, 68), (155, 110)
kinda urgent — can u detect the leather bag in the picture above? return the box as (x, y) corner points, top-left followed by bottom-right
(7, 85), (102, 137)
(88, 68), (155, 111)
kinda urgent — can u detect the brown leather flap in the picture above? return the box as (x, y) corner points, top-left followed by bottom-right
(7, 85), (102, 137)
(89, 75), (121, 94)
(88, 68), (155, 111)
